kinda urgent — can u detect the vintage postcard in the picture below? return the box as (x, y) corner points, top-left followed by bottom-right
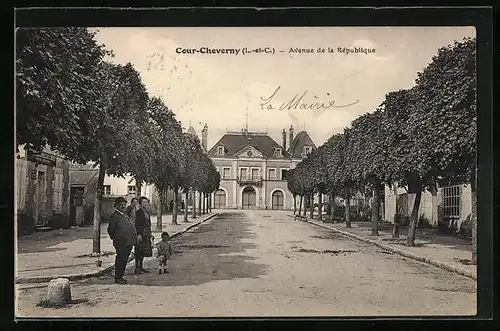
(15, 25), (478, 318)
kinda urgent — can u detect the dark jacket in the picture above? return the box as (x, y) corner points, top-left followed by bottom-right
(107, 210), (137, 247)
(125, 205), (137, 225)
(135, 208), (152, 237)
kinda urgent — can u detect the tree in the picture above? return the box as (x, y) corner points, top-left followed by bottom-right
(87, 62), (149, 253)
(287, 169), (299, 214)
(409, 37), (477, 253)
(380, 38), (476, 247)
(344, 111), (389, 236)
(16, 28), (111, 155)
(381, 88), (429, 246)
(323, 132), (354, 226)
(180, 133), (204, 221)
(146, 97), (186, 229)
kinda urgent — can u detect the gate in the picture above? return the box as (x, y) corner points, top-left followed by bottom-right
(214, 189), (226, 208)
(242, 187), (256, 209)
(271, 190), (284, 210)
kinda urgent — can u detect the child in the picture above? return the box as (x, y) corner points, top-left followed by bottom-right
(156, 231), (173, 274)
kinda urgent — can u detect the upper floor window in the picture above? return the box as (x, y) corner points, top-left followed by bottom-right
(281, 169), (289, 180)
(217, 146), (225, 156)
(223, 167), (231, 179)
(268, 168), (277, 180)
(103, 185), (111, 196)
(127, 185), (136, 196)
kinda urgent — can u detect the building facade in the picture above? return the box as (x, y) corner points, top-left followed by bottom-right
(384, 181), (473, 230)
(69, 163), (166, 223)
(200, 125), (316, 210)
(15, 146), (70, 234)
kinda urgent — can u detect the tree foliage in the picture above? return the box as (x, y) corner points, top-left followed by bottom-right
(16, 28), (111, 154)
(286, 37), (476, 249)
(16, 28), (221, 251)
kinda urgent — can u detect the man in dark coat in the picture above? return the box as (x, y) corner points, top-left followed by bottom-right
(107, 197), (137, 284)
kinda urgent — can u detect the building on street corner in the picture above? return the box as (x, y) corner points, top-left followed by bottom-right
(15, 145), (70, 235)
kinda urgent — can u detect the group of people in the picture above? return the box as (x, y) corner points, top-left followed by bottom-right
(107, 196), (173, 284)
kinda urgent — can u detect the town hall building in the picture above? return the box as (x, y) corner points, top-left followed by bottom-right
(197, 125), (316, 210)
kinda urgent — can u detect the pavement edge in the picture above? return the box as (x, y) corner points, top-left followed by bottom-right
(289, 215), (476, 280)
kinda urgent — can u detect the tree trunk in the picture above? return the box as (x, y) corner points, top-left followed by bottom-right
(92, 156), (106, 254)
(330, 193), (335, 222)
(156, 188), (163, 232)
(172, 187), (179, 225)
(391, 182), (400, 238)
(406, 178), (422, 246)
(345, 188), (351, 228)
(298, 195), (303, 217)
(429, 182), (438, 227)
(318, 193), (323, 221)
(309, 193), (314, 220)
(206, 193), (209, 213)
(207, 193), (211, 213)
(302, 195), (307, 217)
(209, 193), (212, 212)
(471, 174), (477, 264)
(198, 191), (202, 217)
(191, 191), (197, 219)
(136, 179), (142, 198)
(293, 195), (297, 214)
(370, 180), (381, 236)
(202, 193), (206, 214)
(184, 191), (189, 222)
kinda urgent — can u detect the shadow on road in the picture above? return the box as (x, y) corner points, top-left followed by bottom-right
(88, 212), (268, 287)
(17, 224), (108, 254)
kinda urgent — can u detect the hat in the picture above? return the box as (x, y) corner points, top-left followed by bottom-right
(114, 197), (128, 206)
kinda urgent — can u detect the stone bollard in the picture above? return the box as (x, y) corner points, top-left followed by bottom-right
(47, 278), (72, 306)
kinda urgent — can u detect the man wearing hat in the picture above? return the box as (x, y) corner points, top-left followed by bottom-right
(107, 197), (137, 284)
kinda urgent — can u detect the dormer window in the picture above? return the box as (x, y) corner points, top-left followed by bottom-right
(304, 146), (312, 156)
(217, 146), (225, 156)
(274, 147), (282, 157)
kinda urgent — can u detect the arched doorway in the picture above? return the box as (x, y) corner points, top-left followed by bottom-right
(214, 189), (226, 209)
(242, 187), (256, 209)
(271, 190), (284, 210)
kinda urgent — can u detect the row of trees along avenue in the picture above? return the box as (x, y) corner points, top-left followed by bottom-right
(16, 28), (221, 253)
(287, 38), (477, 264)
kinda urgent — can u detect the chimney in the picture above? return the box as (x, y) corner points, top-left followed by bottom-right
(201, 124), (208, 151)
(282, 129), (287, 150)
(289, 125), (294, 151)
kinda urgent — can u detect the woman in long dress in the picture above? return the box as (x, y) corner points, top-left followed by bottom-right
(134, 196), (153, 273)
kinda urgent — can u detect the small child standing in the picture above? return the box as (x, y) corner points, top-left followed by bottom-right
(156, 231), (173, 274)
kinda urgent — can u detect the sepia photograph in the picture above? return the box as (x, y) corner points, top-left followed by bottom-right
(14, 24), (479, 317)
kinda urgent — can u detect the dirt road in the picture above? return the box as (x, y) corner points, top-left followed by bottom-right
(16, 210), (476, 317)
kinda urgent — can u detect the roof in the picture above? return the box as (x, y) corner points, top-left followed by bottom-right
(207, 131), (291, 158)
(289, 131), (317, 158)
(69, 163), (99, 185)
(187, 125), (198, 138)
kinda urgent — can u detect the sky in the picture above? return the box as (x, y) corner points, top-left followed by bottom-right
(92, 27), (475, 149)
